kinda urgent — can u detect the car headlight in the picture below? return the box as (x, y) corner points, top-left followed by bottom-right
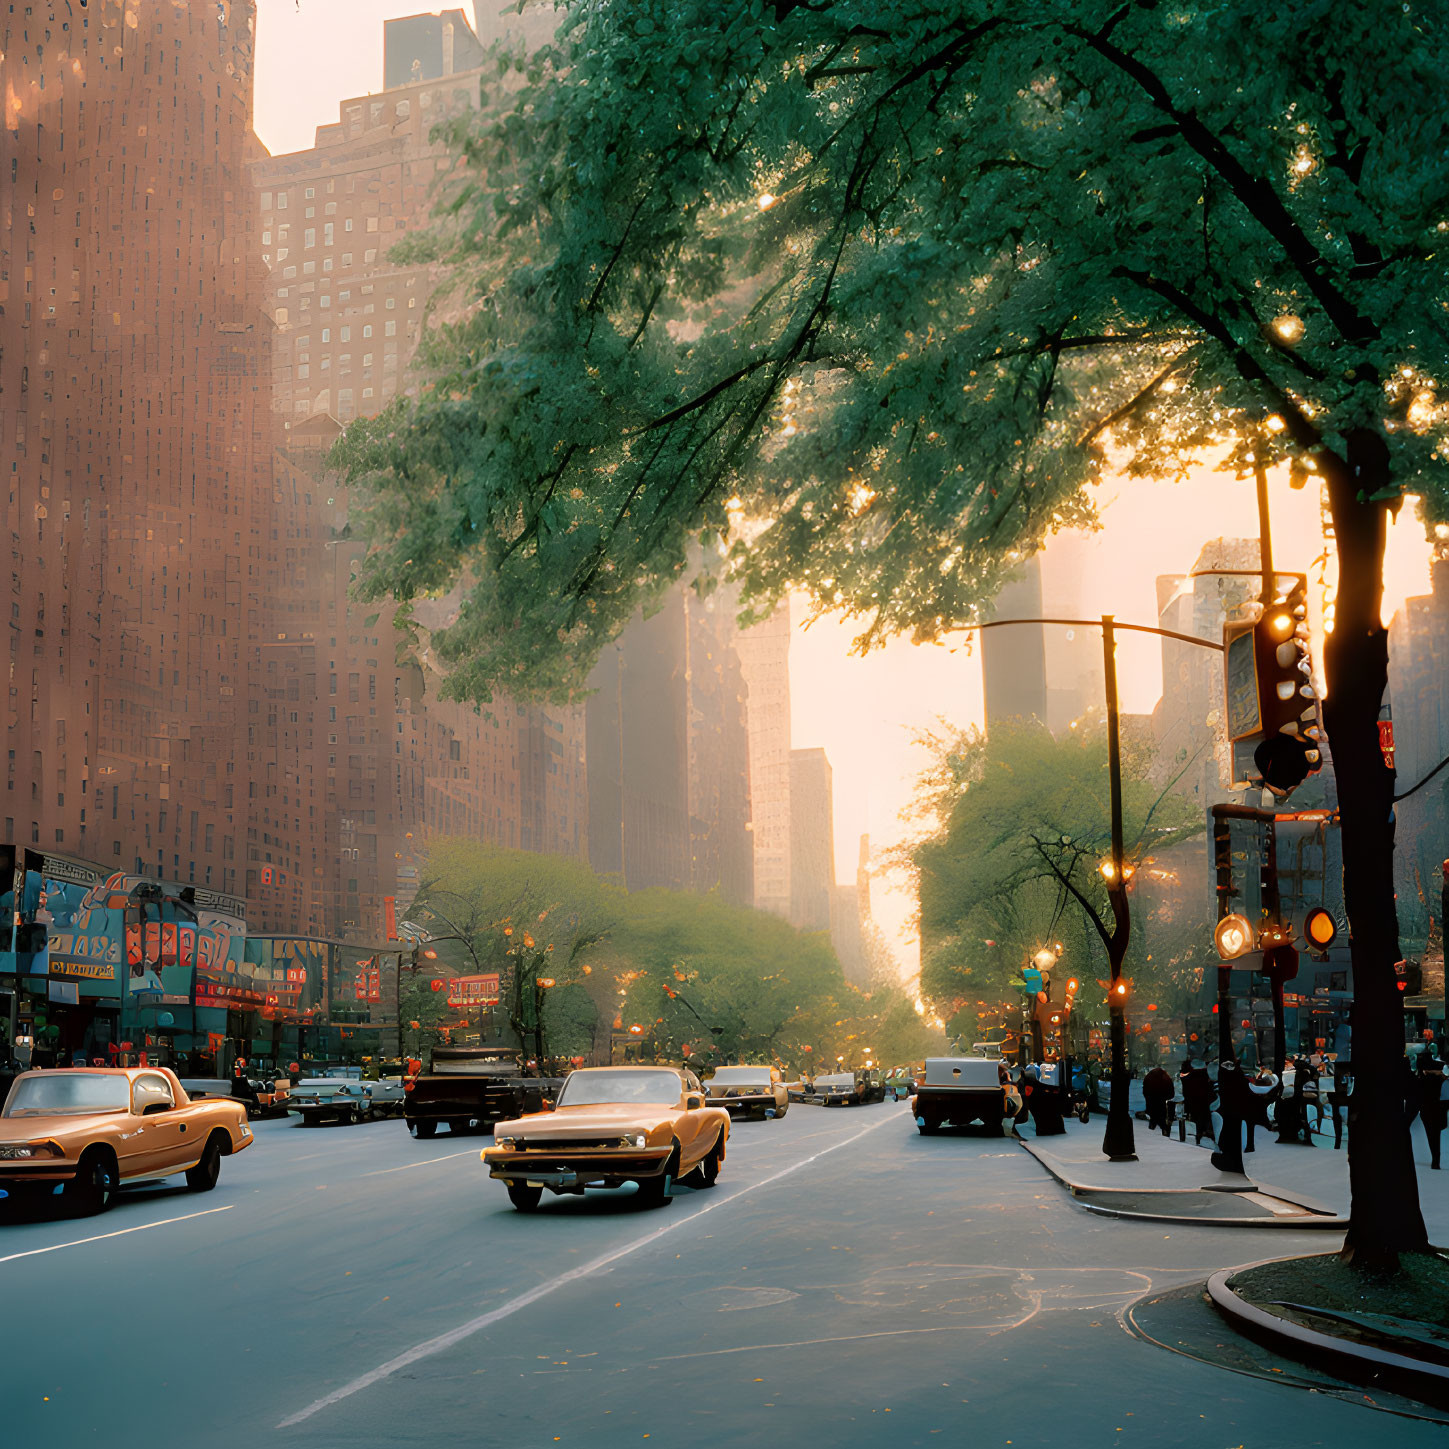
(0, 1143), (53, 1159)
(494, 1135), (518, 1150)
(627, 1132), (648, 1149)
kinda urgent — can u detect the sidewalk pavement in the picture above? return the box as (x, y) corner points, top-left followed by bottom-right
(1059, 1090), (1449, 1236)
(1018, 1117), (1346, 1226)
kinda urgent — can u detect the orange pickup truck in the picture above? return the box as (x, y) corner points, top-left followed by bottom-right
(0, 1066), (253, 1215)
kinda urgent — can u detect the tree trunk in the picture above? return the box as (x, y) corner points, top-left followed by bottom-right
(1322, 431), (1429, 1267)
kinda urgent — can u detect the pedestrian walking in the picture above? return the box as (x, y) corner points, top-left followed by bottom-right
(1182, 1060), (1215, 1145)
(1327, 1062), (1351, 1150)
(1142, 1063), (1174, 1137)
(1245, 1066), (1278, 1152)
(1418, 1056), (1446, 1170)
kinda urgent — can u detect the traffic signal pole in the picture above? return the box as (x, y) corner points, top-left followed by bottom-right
(1101, 617), (1138, 1162)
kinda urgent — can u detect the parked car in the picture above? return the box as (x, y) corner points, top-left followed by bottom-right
(913, 1057), (1013, 1135)
(0, 1067), (253, 1215)
(404, 1046), (562, 1139)
(483, 1065), (730, 1212)
(178, 1075), (292, 1121)
(703, 1065), (789, 1120)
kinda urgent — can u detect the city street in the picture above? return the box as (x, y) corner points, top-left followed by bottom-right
(3, 1100), (1444, 1449)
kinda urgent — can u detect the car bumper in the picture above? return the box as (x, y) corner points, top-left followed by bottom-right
(0, 1160), (79, 1187)
(708, 1093), (777, 1112)
(484, 1147), (672, 1188)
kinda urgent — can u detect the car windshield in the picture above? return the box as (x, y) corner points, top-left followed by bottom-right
(557, 1069), (681, 1107)
(708, 1068), (770, 1086)
(321, 1067), (361, 1079)
(5, 1073), (131, 1117)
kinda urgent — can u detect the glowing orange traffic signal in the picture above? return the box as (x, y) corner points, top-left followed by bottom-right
(1303, 907), (1337, 953)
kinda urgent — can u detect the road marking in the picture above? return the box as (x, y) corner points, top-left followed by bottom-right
(276, 1112), (897, 1428)
(0, 1205), (234, 1265)
(360, 1149), (477, 1177)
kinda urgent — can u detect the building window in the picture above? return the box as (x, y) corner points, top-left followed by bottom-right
(363, 326), (373, 339)
(277, 192), (288, 209)
(305, 229), (316, 249)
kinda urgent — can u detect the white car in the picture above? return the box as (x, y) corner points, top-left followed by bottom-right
(289, 1066), (402, 1125)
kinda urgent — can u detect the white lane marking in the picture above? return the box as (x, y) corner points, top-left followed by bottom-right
(360, 1149), (478, 1178)
(0, 1205), (234, 1265)
(277, 1112), (897, 1428)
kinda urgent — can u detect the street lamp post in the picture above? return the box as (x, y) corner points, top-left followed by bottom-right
(1099, 616), (1137, 1162)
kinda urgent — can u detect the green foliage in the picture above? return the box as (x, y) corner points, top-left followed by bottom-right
(910, 720), (1204, 1019)
(409, 839), (937, 1068)
(337, 0), (1449, 702)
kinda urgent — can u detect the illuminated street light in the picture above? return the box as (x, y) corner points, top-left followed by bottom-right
(1214, 913), (1255, 961)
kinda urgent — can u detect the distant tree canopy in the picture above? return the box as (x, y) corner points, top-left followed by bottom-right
(409, 839), (943, 1068)
(909, 720), (1205, 1030)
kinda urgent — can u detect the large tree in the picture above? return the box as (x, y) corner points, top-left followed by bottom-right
(911, 720), (1205, 1037)
(338, 1), (1449, 1265)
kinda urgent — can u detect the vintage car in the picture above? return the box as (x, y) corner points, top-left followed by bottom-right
(405, 1046), (561, 1138)
(0, 1067), (253, 1215)
(913, 1056), (1013, 1135)
(482, 1065), (730, 1212)
(809, 1067), (888, 1106)
(704, 1065), (789, 1120)
(288, 1065), (402, 1124)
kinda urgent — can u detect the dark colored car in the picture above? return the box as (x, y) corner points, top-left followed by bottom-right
(404, 1046), (562, 1138)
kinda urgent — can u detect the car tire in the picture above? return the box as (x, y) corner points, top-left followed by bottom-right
(65, 1148), (116, 1217)
(187, 1132), (226, 1192)
(411, 1120), (437, 1140)
(636, 1144), (679, 1207)
(448, 1119), (468, 1136)
(507, 1182), (543, 1212)
(693, 1134), (724, 1189)
(918, 1119), (940, 1136)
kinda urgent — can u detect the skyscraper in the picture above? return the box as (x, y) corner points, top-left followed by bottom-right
(789, 749), (835, 932)
(586, 583), (752, 901)
(0, 0), (281, 904)
(982, 558), (1049, 730)
(735, 600), (794, 918)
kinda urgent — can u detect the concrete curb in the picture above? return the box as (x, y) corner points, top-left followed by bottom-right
(1018, 1137), (1347, 1228)
(1209, 1255), (1449, 1406)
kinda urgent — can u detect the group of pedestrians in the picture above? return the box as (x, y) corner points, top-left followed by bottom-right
(1140, 1053), (1349, 1150)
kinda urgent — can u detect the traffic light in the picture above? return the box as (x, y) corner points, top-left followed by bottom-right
(1223, 573), (1321, 796)
(1302, 907), (1337, 956)
(1395, 959), (1423, 995)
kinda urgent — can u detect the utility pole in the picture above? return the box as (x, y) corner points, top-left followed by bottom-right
(971, 612), (1226, 1162)
(1100, 616), (1137, 1162)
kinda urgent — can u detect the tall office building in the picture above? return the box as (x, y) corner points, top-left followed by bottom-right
(385, 9), (488, 89)
(789, 749), (835, 932)
(735, 600), (794, 918)
(252, 24), (586, 936)
(982, 558), (1049, 730)
(0, 1), (296, 909)
(472, 0), (562, 50)
(586, 583), (752, 901)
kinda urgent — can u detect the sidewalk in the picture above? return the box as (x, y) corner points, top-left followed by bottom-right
(1018, 1117), (1345, 1226)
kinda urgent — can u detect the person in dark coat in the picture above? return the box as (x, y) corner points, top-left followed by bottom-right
(1142, 1064), (1174, 1137)
(1418, 1057), (1446, 1170)
(1181, 1061), (1215, 1145)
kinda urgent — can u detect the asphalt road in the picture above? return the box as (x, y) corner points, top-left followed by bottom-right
(1, 1100), (1441, 1448)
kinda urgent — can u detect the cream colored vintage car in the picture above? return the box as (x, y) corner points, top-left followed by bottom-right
(0, 1067), (254, 1215)
(482, 1065), (730, 1212)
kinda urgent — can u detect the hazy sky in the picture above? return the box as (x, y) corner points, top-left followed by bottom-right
(253, 0), (432, 155)
(252, 5), (1435, 977)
